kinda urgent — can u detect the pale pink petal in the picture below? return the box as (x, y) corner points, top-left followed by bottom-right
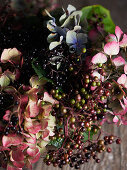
(117, 74), (126, 85)
(29, 100), (39, 118)
(25, 120), (42, 134)
(18, 143), (28, 151)
(1, 48), (22, 64)
(124, 78), (127, 88)
(113, 116), (119, 123)
(42, 130), (50, 140)
(91, 71), (104, 82)
(43, 92), (58, 104)
(3, 110), (11, 121)
(2, 135), (23, 147)
(113, 56), (125, 66)
(41, 120), (48, 130)
(105, 34), (117, 42)
(123, 97), (127, 106)
(119, 34), (127, 48)
(104, 42), (120, 56)
(124, 64), (127, 74)
(12, 149), (24, 162)
(30, 76), (46, 88)
(91, 52), (107, 64)
(115, 26), (123, 41)
(42, 105), (52, 116)
(27, 147), (39, 157)
(26, 137), (36, 144)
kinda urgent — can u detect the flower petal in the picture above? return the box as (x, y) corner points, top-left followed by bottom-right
(113, 56), (125, 66)
(12, 149), (24, 162)
(30, 76), (46, 88)
(47, 20), (56, 32)
(119, 34), (127, 48)
(1, 48), (21, 64)
(2, 135), (23, 147)
(0, 74), (10, 87)
(66, 30), (77, 45)
(124, 64), (127, 74)
(13, 161), (24, 168)
(24, 120), (42, 134)
(113, 116), (119, 123)
(105, 34), (117, 42)
(42, 129), (50, 141)
(3, 110), (11, 121)
(28, 100), (39, 118)
(43, 92), (58, 104)
(91, 52), (107, 64)
(49, 41), (60, 50)
(42, 105), (52, 117)
(115, 26), (123, 41)
(104, 42), (120, 56)
(47, 33), (57, 43)
(117, 74), (126, 85)
(67, 4), (76, 15)
(7, 164), (22, 170)
(91, 71), (104, 82)
(27, 147), (39, 157)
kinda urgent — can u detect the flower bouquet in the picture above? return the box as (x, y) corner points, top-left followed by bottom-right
(0, 2), (127, 170)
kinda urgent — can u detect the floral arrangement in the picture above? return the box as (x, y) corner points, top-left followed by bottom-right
(0, 3), (126, 170)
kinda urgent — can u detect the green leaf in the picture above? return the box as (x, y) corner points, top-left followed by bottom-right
(49, 138), (64, 148)
(32, 58), (53, 84)
(83, 130), (94, 142)
(49, 124), (64, 148)
(81, 5), (115, 33)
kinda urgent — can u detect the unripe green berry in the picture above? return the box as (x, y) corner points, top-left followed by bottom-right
(70, 99), (75, 104)
(55, 89), (59, 94)
(76, 102), (80, 108)
(58, 95), (62, 100)
(81, 88), (86, 93)
(69, 67), (74, 71)
(81, 99), (85, 105)
(98, 63), (103, 67)
(85, 78), (90, 84)
(92, 81), (96, 86)
(70, 117), (76, 123)
(101, 96), (105, 101)
(42, 101), (45, 106)
(96, 82), (101, 86)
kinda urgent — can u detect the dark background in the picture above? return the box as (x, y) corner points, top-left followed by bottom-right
(58, 0), (127, 31)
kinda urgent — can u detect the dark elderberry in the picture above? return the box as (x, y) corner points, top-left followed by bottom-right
(59, 164), (63, 168)
(70, 163), (74, 167)
(79, 160), (84, 164)
(75, 164), (80, 169)
(77, 154), (82, 158)
(71, 157), (77, 162)
(85, 153), (91, 159)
